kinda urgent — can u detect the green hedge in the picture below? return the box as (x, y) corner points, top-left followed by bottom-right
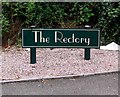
(1, 2), (120, 46)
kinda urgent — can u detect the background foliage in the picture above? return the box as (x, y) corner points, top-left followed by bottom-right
(1, 2), (120, 47)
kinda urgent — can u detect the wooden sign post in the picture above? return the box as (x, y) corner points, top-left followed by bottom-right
(22, 29), (100, 64)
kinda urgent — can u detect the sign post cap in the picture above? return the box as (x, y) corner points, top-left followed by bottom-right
(30, 25), (36, 28)
(84, 25), (91, 28)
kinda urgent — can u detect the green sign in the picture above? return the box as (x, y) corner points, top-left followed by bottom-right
(22, 29), (100, 48)
(22, 28), (100, 64)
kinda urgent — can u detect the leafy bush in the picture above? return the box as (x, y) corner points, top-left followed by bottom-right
(1, 2), (120, 47)
(93, 2), (120, 44)
(0, 14), (9, 37)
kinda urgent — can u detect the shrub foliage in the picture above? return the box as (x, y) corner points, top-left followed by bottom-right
(1, 2), (120, 47)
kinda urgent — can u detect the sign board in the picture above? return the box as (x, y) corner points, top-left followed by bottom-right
(22, 29), (100, 48)
(22, 28), (100, 64)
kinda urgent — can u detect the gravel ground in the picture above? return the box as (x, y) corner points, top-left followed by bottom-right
(1, 46), (119, 80)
